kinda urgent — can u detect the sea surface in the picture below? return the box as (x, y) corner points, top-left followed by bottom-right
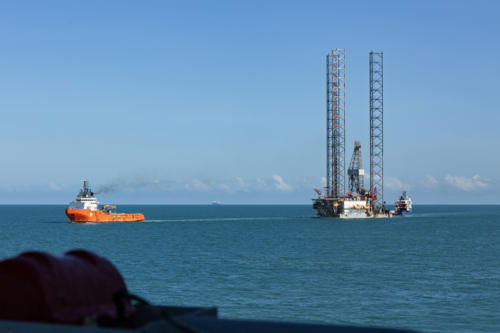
(0, 205), (499, 332)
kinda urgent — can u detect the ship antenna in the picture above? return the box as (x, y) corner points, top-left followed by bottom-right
(83, 179), (89, 194)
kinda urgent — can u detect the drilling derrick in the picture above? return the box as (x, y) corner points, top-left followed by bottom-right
(370, 52), (384, 211)
(348, 141), (364, 195)
(326, 48), (345, 199)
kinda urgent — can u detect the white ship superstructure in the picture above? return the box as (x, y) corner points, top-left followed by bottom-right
(68, 180), (99, 211)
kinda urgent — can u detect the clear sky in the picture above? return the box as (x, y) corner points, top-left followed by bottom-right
(1, 0), (499, 204)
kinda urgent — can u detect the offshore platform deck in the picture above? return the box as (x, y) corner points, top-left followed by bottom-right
(312, 197), (391, 218)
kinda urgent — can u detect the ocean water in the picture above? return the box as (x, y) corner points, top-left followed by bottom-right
(0, 204), (499, 332)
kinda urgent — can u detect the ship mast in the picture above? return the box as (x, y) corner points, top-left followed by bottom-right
(82, 179), (93, 198)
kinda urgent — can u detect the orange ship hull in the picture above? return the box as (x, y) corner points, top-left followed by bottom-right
(65, 209), (145, 223)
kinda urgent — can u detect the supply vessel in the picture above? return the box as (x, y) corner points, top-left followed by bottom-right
(65, 180), (145, 223)
(391, 191), (412, 216)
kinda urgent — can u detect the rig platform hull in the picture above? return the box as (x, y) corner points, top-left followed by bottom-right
(313, 198), (391, 219)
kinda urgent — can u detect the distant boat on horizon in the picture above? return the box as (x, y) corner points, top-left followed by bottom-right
(212, 201), (221, 205)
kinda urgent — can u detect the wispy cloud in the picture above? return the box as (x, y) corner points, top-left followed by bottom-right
(444, 175), (489, 191)
(46, 182), (69, 191)
(385, 176), (410, 191)
(184, 179), (212, 192)
(419, 175), (439, 190)
(0, 182), (71, 193)
(271, 174), (294, 192)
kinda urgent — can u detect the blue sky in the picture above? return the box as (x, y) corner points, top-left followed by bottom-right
(1, 0), (499, 204)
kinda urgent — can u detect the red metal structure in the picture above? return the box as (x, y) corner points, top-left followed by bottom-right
(0, 250), (133, 325)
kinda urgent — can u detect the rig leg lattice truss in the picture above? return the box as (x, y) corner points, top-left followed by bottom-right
(370, 52), (384, 210)
(326, 48), (346, 199)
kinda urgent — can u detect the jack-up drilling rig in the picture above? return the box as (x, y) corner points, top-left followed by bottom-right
(312, 49), (390, 218)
